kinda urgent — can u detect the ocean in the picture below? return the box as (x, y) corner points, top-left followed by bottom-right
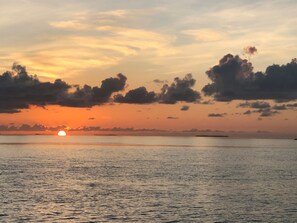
(0, 136), (296, 222)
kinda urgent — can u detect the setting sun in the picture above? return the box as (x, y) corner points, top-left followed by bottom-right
(57, 130), (67, 137)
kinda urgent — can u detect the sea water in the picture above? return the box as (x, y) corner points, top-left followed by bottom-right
(0, 136), (296, 222)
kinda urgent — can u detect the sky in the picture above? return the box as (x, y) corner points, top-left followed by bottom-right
(0, 0), (297, 137)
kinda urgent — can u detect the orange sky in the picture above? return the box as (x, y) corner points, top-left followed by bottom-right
(0, 0), (297, 137)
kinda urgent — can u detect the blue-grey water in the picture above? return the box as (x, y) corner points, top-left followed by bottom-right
(0, 136), (296, 222)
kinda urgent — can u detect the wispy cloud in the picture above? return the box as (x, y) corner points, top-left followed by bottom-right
(182, 29), (227, 42)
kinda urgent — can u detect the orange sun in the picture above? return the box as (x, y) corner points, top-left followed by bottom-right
(57, 130), (67, 136)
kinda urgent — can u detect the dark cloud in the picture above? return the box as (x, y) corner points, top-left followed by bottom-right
(272, 104), (287, 110)
(167, 116), (179, 119)
(238, 101), (271, 109)
(114, 87), (157, 104)
(0, 124), (165, 132)
(0, 124), (67, 131)
(180, 105), (190, 111)
(73, 126), (164, 132)
(183, 128), (224, 133)
(208, 113), (226, 117)
(243, 46), (257, 56)
(18, 124), (47, 131)
(58, 73), (127, 107)
(243, 110), (252, 115)
(239, 101), (297, 114)
(88, 117), (95, 120)
(240, 106), (282, 117)
(153, 79), (168, 84)
(200, 100), (214, 105)
(160, 74), (201, 104)
(0, 125), (17, 131)
(0, 64), (127, 113)
(0, 63), (70, 113)
(286, 103), (297, 108)
(255, 108), (279, 117)
(202, 55), (297, 101)
(114, 74), (201, 105)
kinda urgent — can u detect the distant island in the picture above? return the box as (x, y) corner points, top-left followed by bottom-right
(195, 135), (229, 138)
(94, 134), (118, 136)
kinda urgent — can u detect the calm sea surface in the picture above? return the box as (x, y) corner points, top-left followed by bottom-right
(0, 136), (296, 222)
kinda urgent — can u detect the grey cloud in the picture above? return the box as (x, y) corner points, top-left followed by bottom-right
(0, 63), (70, 113)
(59, 73), (127, 107)
(208, 113), (226, 117)
(243, 110), (252, 115)
(200, 100), (214, 105)
(115, 74), (201, 105)
(160, 74), (200, 104)
(0, 124), (165, 132)
(180, 105), (190, 111)
(73, 126), (164, 132)
(244, 46), (257, 56)
(286, 103), (297, 108)
(272, 104), (287, 110)
(0, 64), (127, 113)
(114, 87), (157, 104)
(202, 55), (297, 101)
(167, 116), (179, 119)
(238, 101), (271, 109)
(183, 128), (224, 133)
(0, 124), (67, 131)
(255, 108), (279, 117)
(153, 79), (168, 84)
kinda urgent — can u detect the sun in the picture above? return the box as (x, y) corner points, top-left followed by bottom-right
(57, 130), (67, 137)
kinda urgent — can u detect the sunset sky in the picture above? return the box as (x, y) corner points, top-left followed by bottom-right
(0, 0), (297, 137)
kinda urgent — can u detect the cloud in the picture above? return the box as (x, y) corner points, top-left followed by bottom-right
(180, 105), (190, 111)
(243, 110), (252, 115)
(256, 108), (279, 117)
(272, 104), (287, 110)
(286, 103), (297, 108)
(72, 126), (164, 132)
(59, 73), (127, 107)
(183, 128), (224, 133)
(0, 64), (126, 113)
(202, 55), (297, 101)
(0, 63), (70, 113)
(160, 74), (201, 104)
(0, 123), (166, 132)
(208, 113), (226, 117)
(167, 116), (179, 120)
(153, 79), (168, 84)
(114, 74), (201, 104)
(200, 100), (214, 105)
(1, 64), (202, 113)
(243, 46), (257, 56)
(0, 124), (67, 131)
(182, 29), (227, 42)
(114, 87), (157, 104)
(238, 101), (270, 109)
